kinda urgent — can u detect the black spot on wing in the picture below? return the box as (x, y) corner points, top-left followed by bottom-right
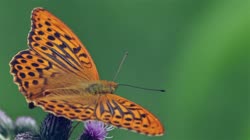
(28, 72), (35, 77)
(74, 110), (81, 113)
(47, 28), (52, 32)
(143, 124), (148, 128)
(125, 118), (132, 121)
(27, 55), (32, 59)
(48, 35), (55, 40)
(73, 46), (81, 54)
(29, 31), (35, 36)
(37, 59), (44, 64)
(28, 102), (35, 109)
(38, 31), (44, 35)
(64, 34), (72, 40)
(21, 60), (27, 63)
(54, 32), (60, 38)
(17, 65), (23, 70)
(41, 46), (48, 50)
(34, 43), (40, 47)
(35, 37), (41, 41)
(45, 21), (51, 26)
(19, 72), (26, 78)
(85, 111), (91, 114)
(24, 81), (29, 88)
(123, 123), (130, 126)
(68, 105), (77, 109)
(32, 80), (38, 85)
(79, 53), (88, 58)
(38, 23), (42, 28)
(35, 68), (43, 73)
(46, 42), (53, 47)
(31, 63), (39, 67)
(57, 104), (65, 108)
(141, 114), (146, 118)
(25, 66), (31, 70)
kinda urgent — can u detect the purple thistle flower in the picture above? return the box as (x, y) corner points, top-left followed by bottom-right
(79, 120), (114, 140)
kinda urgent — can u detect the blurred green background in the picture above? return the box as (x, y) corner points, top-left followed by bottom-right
(0, 0), (249, 140)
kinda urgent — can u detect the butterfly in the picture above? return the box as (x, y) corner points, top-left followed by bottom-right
(10, 7), (164, 136)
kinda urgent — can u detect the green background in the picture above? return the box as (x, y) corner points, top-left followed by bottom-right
(0, 0), (249, 140)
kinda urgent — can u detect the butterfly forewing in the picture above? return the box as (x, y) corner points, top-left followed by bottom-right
(29, 8), (99, 80)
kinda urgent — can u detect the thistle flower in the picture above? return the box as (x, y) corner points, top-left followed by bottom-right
(0, 110), (14, 139)
(15, 117), (38, 134)
(79, 120), (114, 140)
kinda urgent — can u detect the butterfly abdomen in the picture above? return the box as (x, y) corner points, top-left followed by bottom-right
(84, 80), (117, 94)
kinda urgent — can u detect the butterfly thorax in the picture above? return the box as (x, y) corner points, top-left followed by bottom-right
(84, 80), (118, 94)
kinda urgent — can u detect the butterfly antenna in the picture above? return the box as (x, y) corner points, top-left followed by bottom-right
(68, 122), (80, 139)
(119, 83), (165, 92)
(113, 51), (129, 81)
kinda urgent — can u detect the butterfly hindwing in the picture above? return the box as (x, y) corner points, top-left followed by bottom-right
(96, 94), (164, 136)
(33, 89), (99, 121)
(30, 87), (163, 136)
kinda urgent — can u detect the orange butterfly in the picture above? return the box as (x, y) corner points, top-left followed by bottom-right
(10, 7), (164, 136)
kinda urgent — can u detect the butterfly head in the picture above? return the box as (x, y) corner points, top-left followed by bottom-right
(101, 80), (118, 94)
